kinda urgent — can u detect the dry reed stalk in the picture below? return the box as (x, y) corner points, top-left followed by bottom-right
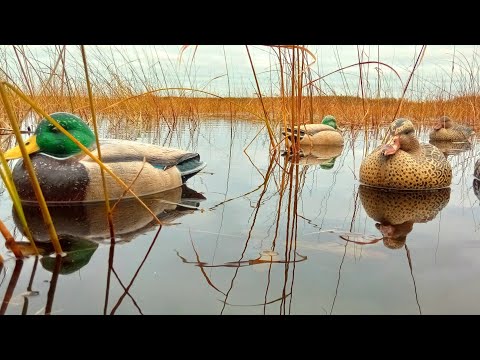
(0, 259), (22, 315)
(81, 46), (115, 240)
(392, 45), (428, 122)
(0, 82), (63, 254)
(246, 46), (276, 147)
(0, 150), (38, 253)
(45, 254), (62, 315)
(0, 218), (22, 258)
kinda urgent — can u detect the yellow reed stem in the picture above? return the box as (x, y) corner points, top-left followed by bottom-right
(0, 217), (23, 258)
(81, 46), (115, 239)
(245, 46), (276, 147)
(3, 81), (166, 226)
(111, 158), (146, 213)
(269, 45), (317, 68)
(0, 151), (38, 254)
(0, 82), (62, 254)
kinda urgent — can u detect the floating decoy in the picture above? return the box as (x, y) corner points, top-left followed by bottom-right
(3, 112), (207, 203)
(360, 118), (452, 190)
(283, 115), (344, 147)
(429, 116), (474, 142)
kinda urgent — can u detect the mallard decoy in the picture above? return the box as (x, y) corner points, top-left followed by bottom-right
(283, 115), (344, 146)
(3, 112), (207, 203)
(429, 116), (475, 142)
(359, 118), (452, 190)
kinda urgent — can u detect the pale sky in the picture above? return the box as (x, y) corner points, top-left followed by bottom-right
(2, 45), (478, 99)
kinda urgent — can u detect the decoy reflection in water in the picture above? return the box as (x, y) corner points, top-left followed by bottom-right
(429, 140), (472, 158)
(473, 178), (480, 206)
(3, 112), (207, 203)
(12, 186), (204, 276)
(353, 185), (451, 249)
(16, 237), (99, 275)
(473, 158), (480, 180)
(360, 118), (452, 190)
(472, 164), (480, 201)
(281, 144), (343, 169)
(13, 185), (205, 244)
(429, 116), (475, 142)
(282, 115), (344, 147)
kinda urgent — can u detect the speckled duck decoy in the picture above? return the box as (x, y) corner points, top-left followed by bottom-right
(3, 112), (207, 203)
(283, 115), (344, 146)
(429, 116), (475, 142)
(359, 118), (452, 190)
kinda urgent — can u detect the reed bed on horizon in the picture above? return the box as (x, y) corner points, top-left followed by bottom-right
(0, 94), (476, 127)
(0, 45), (480, 134)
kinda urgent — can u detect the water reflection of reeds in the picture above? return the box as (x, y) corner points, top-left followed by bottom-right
(1, 117), (480, 314)
(175, 133), (354, 314)
(0, 184), (206, 315)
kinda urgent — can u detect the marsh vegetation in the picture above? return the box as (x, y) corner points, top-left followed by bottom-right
(0, 45), (479, 314)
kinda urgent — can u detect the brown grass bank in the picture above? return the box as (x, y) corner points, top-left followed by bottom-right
(1, 94), (478, 132)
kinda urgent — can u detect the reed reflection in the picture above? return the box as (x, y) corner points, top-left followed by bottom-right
(179, 150), (313, 314)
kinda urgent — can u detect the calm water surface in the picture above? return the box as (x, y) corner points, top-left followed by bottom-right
(0, 119), (479, 315)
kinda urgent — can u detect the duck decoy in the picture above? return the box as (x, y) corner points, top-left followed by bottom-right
(360, 118), (452, 190)
(429, 116), (474, 142)
(283, 115), (344, 147)
(3, 112), (207, 203)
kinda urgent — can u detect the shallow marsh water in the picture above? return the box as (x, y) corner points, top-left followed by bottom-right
(0, 119), (479, 315)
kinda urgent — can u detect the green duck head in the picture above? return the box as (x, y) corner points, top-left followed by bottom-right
(321, 115), (337, 129)
(4, 112), (96, 159)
